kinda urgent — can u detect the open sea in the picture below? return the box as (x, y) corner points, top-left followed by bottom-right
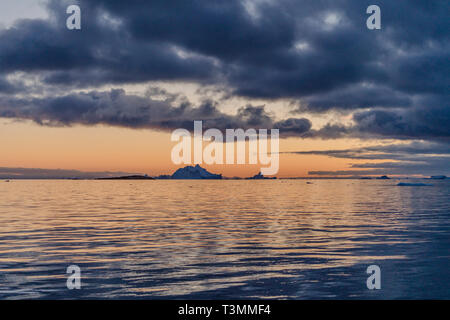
(0, 179), (449, 299)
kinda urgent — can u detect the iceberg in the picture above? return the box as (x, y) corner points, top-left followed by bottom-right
(246, 172), (276, 179)
(171, 165), (222, 179)
(430, 175), (447, 180)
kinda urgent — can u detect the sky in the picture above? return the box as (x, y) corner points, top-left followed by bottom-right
(0, 0), (448, 178)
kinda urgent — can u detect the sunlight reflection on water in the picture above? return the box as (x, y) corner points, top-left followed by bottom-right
(0, 180), (449, 299)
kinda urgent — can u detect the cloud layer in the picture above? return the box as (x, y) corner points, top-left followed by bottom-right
(0, 0), (448, 142)
(286, 141), (450, 176)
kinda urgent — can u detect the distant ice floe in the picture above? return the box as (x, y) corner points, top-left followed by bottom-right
(430, 175), (447, 180)
(397, 182), (433, 187)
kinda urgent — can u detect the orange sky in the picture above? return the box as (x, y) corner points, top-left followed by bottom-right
(0, 118), (384, 178)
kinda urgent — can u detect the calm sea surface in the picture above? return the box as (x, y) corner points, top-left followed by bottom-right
(0, 179), (448, 299)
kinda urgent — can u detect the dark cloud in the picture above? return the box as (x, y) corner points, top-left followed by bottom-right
(273, 118), (311, 136)
(0, 76), (22, 94)
(0, 88), (311, 135)
(308, 97), (450, 141)
(0, 0), (448, 143)
(0, 1), (217, 85)
(295, 84), (413, 113)
(350, 105), (450, 141)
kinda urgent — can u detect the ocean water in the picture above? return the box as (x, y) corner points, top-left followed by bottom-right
(0, 179), (448, 299)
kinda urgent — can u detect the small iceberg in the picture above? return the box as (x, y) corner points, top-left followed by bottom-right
(397, 182), (433, 187)
(246, 172), (276, 180)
